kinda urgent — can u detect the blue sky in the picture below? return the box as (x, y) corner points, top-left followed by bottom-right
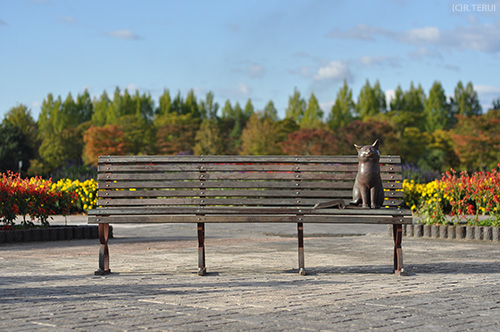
(1, 0), (500, 120)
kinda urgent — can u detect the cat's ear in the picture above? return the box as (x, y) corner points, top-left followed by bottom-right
(372, 139), (380, 150)
(354, 143), (362, 151)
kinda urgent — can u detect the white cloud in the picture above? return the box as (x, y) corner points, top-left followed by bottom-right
(126, 83), (140, 91)
(326, 23), (388, 41)
(60, 16), (77, 24)
(404, 26), (440, 44)
(106, 30), (141, 40)
(314, 61), (350, 81)
(359, 55), (400, 67)
(247, 64), (265, 78)
(327, 22), (500, 54)
(238, 83), (250, 95)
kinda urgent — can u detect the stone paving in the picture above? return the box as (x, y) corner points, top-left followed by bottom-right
(1, 216), (500, 331)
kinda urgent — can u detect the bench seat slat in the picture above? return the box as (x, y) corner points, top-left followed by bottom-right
(89, 214), (411, 224)
(89, 206), (412, 216)
(97, 189), (403, 199)
(97, 198), (405, 207)
(98, 172), (403, 181)
(98, 180), (404, 190)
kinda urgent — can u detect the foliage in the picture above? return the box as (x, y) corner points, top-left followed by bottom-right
(0, 172), (77, 226)
(239, 112), (282, 155)
(328, 79), (354, 130)
(281, 129), (340, 155)
(451, 115), (500, 171)
(83, 124), (129, 166)
(0, 81), (497, 176)
(0, 123), (34, 174)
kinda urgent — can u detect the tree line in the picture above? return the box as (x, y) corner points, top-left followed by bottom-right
(1, 80), (499, 180)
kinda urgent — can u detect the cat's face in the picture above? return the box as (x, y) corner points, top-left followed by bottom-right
(354, 139), (380, 160)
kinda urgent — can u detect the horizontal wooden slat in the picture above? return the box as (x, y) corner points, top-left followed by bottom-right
(98, 164), (402, 173)
(96, 197), (405, 207)
(98, 155), (401, 164)
(88, 214), (411, 224)
(97, 180), (404, 190)
(98, 172), (403, 182)
(89, 206), (412, 216)
(97, 189), (403, 199)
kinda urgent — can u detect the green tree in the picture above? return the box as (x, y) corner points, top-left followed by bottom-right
(157, 89), (173, 117)
(193, 118), (225, 155)
(75, 89), (94, 124)
(450, 81), (482, 120)
(239, 112), (281, 155)
(424, 81), (450, 132)
(356, 79), (386, 120)
(3, 104), (38, 154)
(389, 85), (406, 112)
(92, 90), (113, 125)
(300, 93), (323, 129)
(0, 122), (34, 174)
(285, 87), (306, 123)
(199, 91), (219, 120)
(328, 79), (354, 130)
(263, 100), (278, 121)
(36, 93), (86, 174)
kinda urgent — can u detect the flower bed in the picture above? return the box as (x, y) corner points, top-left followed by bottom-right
(0, 172), (78, 226)
(403, 164), (500, 226)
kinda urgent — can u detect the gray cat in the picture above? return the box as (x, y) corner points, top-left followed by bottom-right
(351, 139), (384, 209)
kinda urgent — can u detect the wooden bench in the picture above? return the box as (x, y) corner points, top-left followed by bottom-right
(88, 155), (412, 276)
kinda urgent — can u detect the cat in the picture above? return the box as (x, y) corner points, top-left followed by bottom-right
(351, 139), (384, 209)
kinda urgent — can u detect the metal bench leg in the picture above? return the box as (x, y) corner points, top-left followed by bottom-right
(197, 223), (206, 276)
(393, 224), (407, 276)
(298, 222), (306, 275)
(95, 223), (111, 275)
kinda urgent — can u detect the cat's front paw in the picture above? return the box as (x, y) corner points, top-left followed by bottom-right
(371, 204), (381, 209)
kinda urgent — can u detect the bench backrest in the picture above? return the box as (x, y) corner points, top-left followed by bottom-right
(96, 155), (405, 210)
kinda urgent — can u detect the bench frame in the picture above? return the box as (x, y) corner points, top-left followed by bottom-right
(88, 155), (412, 276)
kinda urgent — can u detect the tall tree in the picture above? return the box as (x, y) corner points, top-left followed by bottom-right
(0, 122), (34, 174)
(328, 79), (354, 130)
(92, 90), (113, 125)
(239, 112), (281, 155)
(424, 81), (450, 132)
(450, 81), (482, 120)
(75, 89), (94, 124)
(263, 100), (278, 121)
(285, 87), (306, 123)
(199, 91), (219, 120)
(83, 125), (129, 166)
(193, 119), (225, 155)
(451, 114), (500, 170)
(3, 104), (38, 153)
(300, 93), (323, 129)
(356, 79), (386, 120)
(157, 89), (173, 117)
(389, 85), (406, 112)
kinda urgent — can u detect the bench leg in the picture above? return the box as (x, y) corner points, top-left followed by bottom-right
(297, 222), (306, 275)
(393, 224), (407, 276)
(197, 223), (206, 276)
(95, 223), (111, 275)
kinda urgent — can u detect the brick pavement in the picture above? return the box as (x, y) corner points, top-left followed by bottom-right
(1, 218), (500, 331)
